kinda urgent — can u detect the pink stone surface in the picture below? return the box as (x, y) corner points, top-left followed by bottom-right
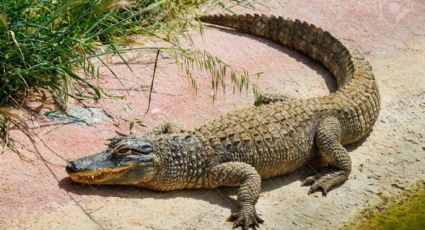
(1, 1), (425, 229)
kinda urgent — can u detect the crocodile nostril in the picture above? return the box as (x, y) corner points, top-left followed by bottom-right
(66, 162), (77, 174)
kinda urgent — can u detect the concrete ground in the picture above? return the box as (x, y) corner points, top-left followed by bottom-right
(1, 0), (424, 229)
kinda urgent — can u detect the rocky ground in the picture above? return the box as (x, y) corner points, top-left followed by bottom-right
(1, 0), (424, 229)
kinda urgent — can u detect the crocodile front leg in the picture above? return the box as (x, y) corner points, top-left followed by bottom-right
(149, 122), (187, 134)
(207, 162), (263, 229)
(254, 93), (295, 106)
(302, 117), (352, 195)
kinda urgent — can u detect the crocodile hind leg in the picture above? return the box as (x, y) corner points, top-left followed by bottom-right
(207, 162), (263, 229)
(254, 93), (294, 106)
(302, 117), (352, 195)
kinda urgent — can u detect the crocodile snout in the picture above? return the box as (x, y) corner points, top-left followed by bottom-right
(65, 162), (77, 174)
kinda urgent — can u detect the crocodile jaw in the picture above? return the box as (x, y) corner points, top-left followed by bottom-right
(68, 166), (132, 184)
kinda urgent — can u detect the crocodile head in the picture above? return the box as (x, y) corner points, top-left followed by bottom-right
(66, 133), (205, 187)
(66, 134), (160, 185)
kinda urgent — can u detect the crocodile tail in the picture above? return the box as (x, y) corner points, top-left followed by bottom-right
(198, 14), (380, 143)
(198, 14), (371, 89)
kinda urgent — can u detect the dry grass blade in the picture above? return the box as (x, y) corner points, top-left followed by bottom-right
(145, 48), (161, 114)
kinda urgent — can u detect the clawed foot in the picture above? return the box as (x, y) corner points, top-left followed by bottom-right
(149, 122), (186, 135)
(301, 169), (349, 195)
(254, 93), (293, 106)
(228, 207), (264, 230)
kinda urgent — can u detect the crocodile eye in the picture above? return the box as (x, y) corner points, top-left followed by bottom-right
(116, 147), (132, 156)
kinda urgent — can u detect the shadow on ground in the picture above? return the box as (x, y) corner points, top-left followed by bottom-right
(59, 165), (314, 212)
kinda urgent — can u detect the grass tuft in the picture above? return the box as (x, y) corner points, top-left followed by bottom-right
(0, 0), (206, 106)
(0, 0), (257, 151)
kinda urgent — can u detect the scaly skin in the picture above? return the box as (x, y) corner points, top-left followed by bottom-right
(66, 14), (380, 229)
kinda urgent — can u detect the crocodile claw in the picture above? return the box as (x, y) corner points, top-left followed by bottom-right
(302, 173), (332, 195)
(228, 208), (264, 230)
(301, 174), (321, 186)
(308, 183), (330, 196)
(302, 169), (349, 196)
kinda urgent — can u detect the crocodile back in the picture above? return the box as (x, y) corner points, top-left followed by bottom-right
(198, 14), (380, 145)
(195, 100), (320, 177)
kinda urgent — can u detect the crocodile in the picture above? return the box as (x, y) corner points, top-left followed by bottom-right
(66, 14), (380, 229)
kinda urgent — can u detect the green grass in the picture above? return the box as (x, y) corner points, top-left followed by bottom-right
(0, 0), (259, 154)
(345, 181), (425, 230)
(0, 0), (206, 106)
